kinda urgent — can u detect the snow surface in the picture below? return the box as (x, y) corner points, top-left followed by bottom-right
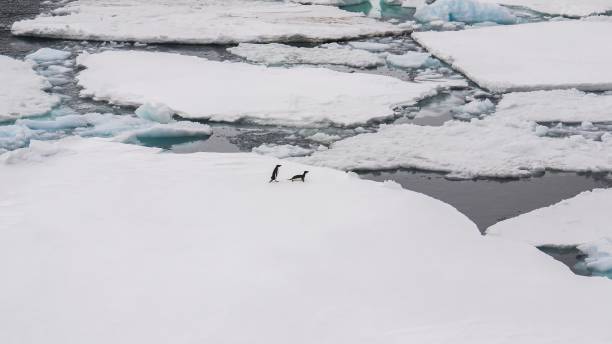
(495, 89), (612, 123)
(297, 116), (612, 178)
(412, 21), (612, 92)
(0, 55), (59, 122)
(414, 0), (518, 24)
(487, 188), (612, 246)
(227, 43), (384, 68)
(11, 0), (407, 44)
(479, 0), (612, 17)
(2, 137), (612, 343)
(252, 143), (314, 158)
(76, 50), (452, 126)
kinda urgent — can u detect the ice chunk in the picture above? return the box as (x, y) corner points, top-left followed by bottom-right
(414, 0), (517, 24)
(307, 132), (341, 143)
(12, 0), (407, 44)
(135, 102), (175, 124)
(578, 238), (612, 274)
(386, 52), (437, 69)
(2, 136), (612, 343)
(495, 89), (612, 123)
(412, 21), (612, 92)
(117, 121), (212, 143)
(487, 188), (612, 246)
(76, 50), (450, 126)
(0, 55), (59, 122)
(348, 41), (392, 52)
(290, 0), (368, 5)
(477, 0), (612, 17)
(252, 143), (313, 158)
(454, 99), (495, 117)
(227, 43), (384, 68)
(25, 48), (71, 64)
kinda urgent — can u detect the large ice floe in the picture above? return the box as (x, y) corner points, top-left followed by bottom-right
(11, 0), (407, 44)
(227, 43), (384, 68)
(413, 20), (612, 92)
(478, 0), (612, 17)
(495, 89), (612, 123)
(76, 50), (454, 126)
(414, 0), (518, 24)
(2, 136), (612, 343)
(0, 55), (59, 122)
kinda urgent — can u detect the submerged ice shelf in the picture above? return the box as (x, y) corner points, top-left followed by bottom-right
(2, 137), (612, 344)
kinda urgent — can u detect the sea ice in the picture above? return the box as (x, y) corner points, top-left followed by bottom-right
(135, 102), (175, 124)
(414, 0), (518, 24)
(289, 0), (368, 5)
(252, 143), (314, 158)
(478, 0), (612, 17)
(2, 137), (612, 343)
(0, 55), (59, 122)
(487, 188), (612, 246)
(347, 41), (392, 52)
(12, 0), (407, 44)
(25, 48), (71, 64)
(297, 116), (612, 179)
(413, 21), (612, 92)
(76, 50), (451, 126)
(307, 132), (342, 143)
(227, 43), (384, 68)
(386, 51), (437, 69)
(495, 89), (612, 123)
(117, 121), (212, 144)
(578, 238), (612, 275)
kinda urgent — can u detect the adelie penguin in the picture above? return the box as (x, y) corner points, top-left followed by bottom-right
(269, 164), (281, 183)
(289, 171), (309, 182)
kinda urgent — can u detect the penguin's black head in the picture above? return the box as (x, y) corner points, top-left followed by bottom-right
(304, 171), (309, 174)
(276, 164), (282, 167)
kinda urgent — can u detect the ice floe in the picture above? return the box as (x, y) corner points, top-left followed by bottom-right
(487, 188), (612, 246)
(495, 89), (612, 123)
(135, 102), (175, 124)
(2, 137), (612, 343)
(479, 0), (612, 17)
(413, 21), (612, 92)
(227, 43), (384, 68)
(252, 143), (314, 158)
(386, 51), (438, 69)
(0, 55), (59, 122)
(25, 48), (71, 65)
(347, 41), (392, 52)
(577, 238), (612, 276)
(76, 50), (453, 126)
(290, 0), (368, 5)
(414, 0), (518, 24)
(11, 0), (407, 44)
(297, 116), (612, 179)
(116, 121), (212, 144)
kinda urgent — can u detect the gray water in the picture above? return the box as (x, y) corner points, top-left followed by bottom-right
(2, 0), (611, 277)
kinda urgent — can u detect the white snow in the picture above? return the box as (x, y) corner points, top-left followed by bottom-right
(227, 43), (384, 68)
(487, 188), (612, 246)
(0, 55), (59, 122)
(495, 89), (612, 123)
(414, 0), (518, 24)
(386, 51), (437, 69)
(252, 143), (314, 158)
(297, 116), (612, 178)
(2, 137), (612, 344)
(412, 21), (612, 92)
(11, 0), (407, 44)
(25, 48), (71, 64)
(478, 0), (612, 17)
(76, 50), (451, 126)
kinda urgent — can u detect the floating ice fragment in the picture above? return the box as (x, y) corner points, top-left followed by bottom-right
(25, 48), (71, 64)
(252, 143), (313, 158)
(415, 0), (518, 24)
(135, 102), (175, 124)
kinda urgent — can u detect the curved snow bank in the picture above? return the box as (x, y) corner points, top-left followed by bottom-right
(2, 137), (612, 343)
(76, 50), (450, 126)
(413, 21), (612, 92)
(227, 43), (384, 68)
(0, 55), (59, 122)
(11, 0), (407, 44)
(414, 0), (517, 24)
(487, 188), (612, 246)
(495, 89), (612, 123)
(296, 117), (612, 179)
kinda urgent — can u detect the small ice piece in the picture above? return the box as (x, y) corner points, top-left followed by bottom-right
(289, 0), (368, 5)
(415, 0), (517, 24)
(307, 132), (341, 144)
(455, 99), (495, 116)
(227, 43), (384, 68)
(135, 102), (175, 124)
(252, 143), (313, 158)
(348, 41), (392, 52)
(118, 121), (212, 143)
(577, 238), (612, 274)
(534, 125), (548, 137)
(386, 52), (437, 69)
(0, 55), (60, 122)
(25, 48), (71, 64)
(476, 0), (612, 17)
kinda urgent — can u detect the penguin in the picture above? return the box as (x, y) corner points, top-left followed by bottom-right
(289, 171), (309, 182)
(269, 164), (281, 182)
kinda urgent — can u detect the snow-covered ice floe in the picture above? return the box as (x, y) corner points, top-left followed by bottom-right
(487, 188), (612, 247)
(2, 137), (612, 343)
(414, 0), (518, 24)
(289, 0), (368, 5)
(386, 51), (438, 69)
(227, 43), (384, 68)
(76, 50), (455, 126)
(252, 143), (314, 158)
(11, 0), (408, 44)
(495, 89), (612, 123)
(0, 55), (59, 122)
(413, 21), (612, 92)
(296, 116), (612, 179)
(487, 188), (612, 277)
(479, 0), (612, 17)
